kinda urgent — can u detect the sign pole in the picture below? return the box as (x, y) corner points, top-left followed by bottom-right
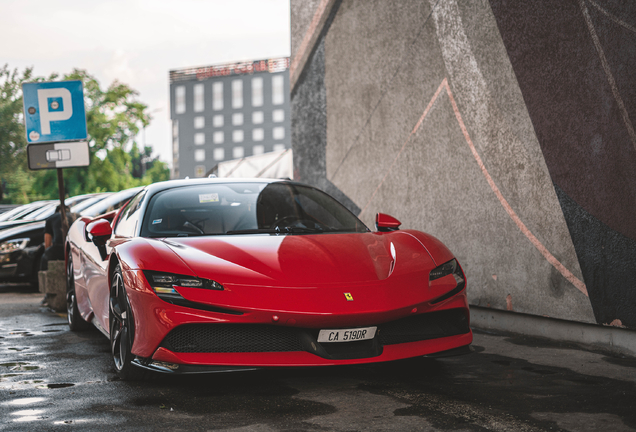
(56, 168), (69, 242)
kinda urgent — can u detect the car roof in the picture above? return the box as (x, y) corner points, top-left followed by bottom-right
(0, 201), (52, 222)
(141, 177), (289, 197)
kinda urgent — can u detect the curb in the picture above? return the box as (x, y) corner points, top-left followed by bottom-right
(470, 305), (636, 358)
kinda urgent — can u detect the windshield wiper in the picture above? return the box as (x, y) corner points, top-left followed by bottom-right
(225, 228), (280, 235)
(226, 226), (326, 235)
(285, 226), (323, 233)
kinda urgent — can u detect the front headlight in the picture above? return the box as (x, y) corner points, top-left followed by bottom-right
(429, 259), (466, 304)
(0, 238), (29, 254)
(143, 270), (223, 301)
(429, 258), (464, 284)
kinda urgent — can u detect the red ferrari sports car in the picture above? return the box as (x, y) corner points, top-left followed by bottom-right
(66, 179), (471, 379)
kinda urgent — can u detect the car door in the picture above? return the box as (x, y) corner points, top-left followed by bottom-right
(87, 191), (146, 333)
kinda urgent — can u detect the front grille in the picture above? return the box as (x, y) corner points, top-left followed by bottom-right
(161, 324), (304, 353)
(159, 309), (469, 356)
(378, 309), (469, 345)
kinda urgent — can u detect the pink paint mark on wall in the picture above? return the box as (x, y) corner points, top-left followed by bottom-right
(358, 78), (589, 297)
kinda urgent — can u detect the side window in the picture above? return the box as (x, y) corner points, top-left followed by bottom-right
(114, 191), (146, 237)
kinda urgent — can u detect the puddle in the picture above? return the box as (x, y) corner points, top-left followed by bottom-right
(19, 380), (44, 384)
(5, 397), (47, 406)
(6, 332), (34, 337)
(14, 365), (39, 371)
(12, 409), (45, 416)
(0, 362), (40, 371)
(37, 383), (74, 389)
(43, 323), (67, 327)
(1, 374), (23, 378)
(42, 330), (62, 333)
(8, 348), (29, 352)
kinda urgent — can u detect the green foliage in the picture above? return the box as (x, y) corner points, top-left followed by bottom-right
(0, 65), (169, 203)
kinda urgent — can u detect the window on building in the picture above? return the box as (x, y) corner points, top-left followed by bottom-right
(273, 126), (285, 140)
(273, 143), (286, 152)
(175, 86), (186, 114)
(252, 128), (264, 141)
(233, 146), (244, 159)
(195, 149), (205, 162)
(213, 82), (223, 110)
(213, 114), (224, 127)
(172, 120), (179, 154)
(195, 165), (206, 178)
(194, 83), (204, 112)
(194, 116), (205, 129)
(194, 133), (205, 145)
(213, 148), (225, 161)
(253, 145), (265, 155)
(213, 131), (224, 144)
(252, 77), (263, 107)
(252, 111), (264, 124)
(272, 75), (284, 105)
(232, 79), (243, 109)
(233, 130), (244, 142)
(232, 113), (244, 126)
(273, 109), (285, 123)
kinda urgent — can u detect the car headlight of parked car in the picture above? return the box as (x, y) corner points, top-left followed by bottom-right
(0, 238), (29, 254)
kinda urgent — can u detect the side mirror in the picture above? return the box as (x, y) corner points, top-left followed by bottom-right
(375, 213), (401, 232)
(87, 219), (112, 261)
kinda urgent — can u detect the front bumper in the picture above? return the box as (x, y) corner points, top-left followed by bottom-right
(123, 269), (472, 368)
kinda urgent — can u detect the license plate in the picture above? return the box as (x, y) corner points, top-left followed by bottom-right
(317, 326), (377, 343)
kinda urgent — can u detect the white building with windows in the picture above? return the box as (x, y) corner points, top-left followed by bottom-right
(169, 58), (290, 179)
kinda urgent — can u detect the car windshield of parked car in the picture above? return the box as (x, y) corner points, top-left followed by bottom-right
(70, 194), (111, 215)
(141, 182), (368, 237)
(0, 201), (50, 221)
(80, 188), (143, 218)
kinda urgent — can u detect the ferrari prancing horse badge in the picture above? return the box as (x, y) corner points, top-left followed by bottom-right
(344, 293), (353, 301)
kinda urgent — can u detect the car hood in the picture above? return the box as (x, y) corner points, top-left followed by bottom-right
(157, 232), (435, 287)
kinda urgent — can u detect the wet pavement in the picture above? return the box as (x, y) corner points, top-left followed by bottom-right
(1, 283), (635, 431)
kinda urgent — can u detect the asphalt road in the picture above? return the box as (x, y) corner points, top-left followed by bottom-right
(1, 284), (635, 432)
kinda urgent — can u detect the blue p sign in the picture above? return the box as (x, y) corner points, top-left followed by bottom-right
(22, 81), (87, 143)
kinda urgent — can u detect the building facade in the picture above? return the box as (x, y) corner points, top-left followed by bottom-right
(169, 58), (290, 179)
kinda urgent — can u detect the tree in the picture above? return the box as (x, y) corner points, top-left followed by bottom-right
(0, 66), (169, 203)
(0, 65), (56, 203)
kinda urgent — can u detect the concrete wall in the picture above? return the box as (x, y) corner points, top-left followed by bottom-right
(290, 0), (636, 328)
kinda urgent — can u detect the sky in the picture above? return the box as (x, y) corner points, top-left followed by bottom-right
(1, 0), (291, 168)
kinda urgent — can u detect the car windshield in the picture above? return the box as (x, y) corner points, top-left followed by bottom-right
(141, 182), (368, 237)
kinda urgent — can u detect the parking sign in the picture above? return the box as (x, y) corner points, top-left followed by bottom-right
(22, 80), (87, 143)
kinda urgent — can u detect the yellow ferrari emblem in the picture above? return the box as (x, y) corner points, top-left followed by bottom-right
(344, 293), (354, 301)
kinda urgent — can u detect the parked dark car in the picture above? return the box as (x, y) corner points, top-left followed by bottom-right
(0, 188), (141, 285)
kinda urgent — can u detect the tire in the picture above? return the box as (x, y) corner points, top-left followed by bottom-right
(109, 264), (143, 380)
(67, 254), (90, 331)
